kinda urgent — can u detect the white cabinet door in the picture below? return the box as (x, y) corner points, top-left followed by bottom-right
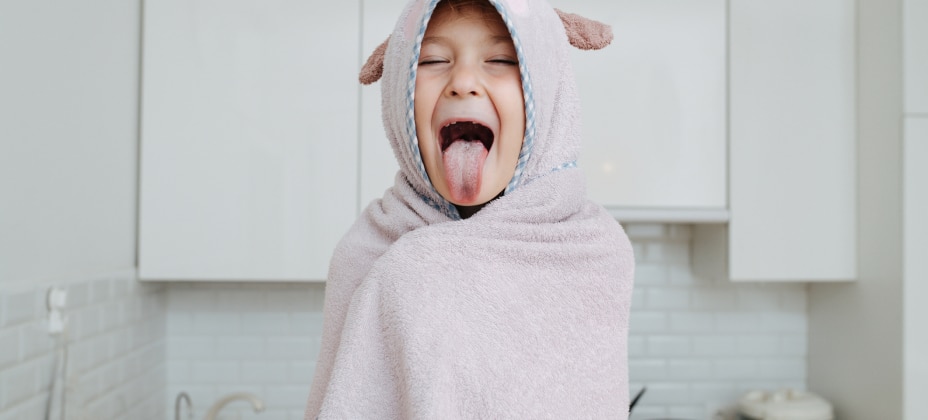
(139, 0), (359, 281)
(555, 0), (727, 211)
(906, 0), (928, 113)
(729, 0), (856, 281)
(359, 0), (408, 208)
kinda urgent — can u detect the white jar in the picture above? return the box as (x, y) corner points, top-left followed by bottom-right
(738, 389), (834, 420)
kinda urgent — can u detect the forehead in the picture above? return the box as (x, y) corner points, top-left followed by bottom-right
(426, 1), (510, 36)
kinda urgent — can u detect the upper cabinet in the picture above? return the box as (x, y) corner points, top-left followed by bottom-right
(139, 0), (858, 282)
(729, 0), (856, 281)
(138, 0), (359, 281)
(559, 0), (728, 213)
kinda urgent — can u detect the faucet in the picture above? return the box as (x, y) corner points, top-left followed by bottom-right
(175, 392), (193, 420)
(203, 392), (265, 420)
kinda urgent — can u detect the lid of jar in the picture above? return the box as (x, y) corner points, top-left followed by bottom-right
(738, 389), (833, 420)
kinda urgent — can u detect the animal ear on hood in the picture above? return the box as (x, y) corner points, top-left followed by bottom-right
(357, 8), (612, 84)
(359, 37), (389, 85)
(554, 8), (613, 51)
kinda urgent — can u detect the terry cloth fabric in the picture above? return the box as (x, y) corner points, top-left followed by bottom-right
(304, 0), (635, 418)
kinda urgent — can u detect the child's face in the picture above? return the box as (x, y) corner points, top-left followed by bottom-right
(414, 3), (525, 207)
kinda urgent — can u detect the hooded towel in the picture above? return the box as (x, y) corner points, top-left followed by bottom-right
(305, 0), (634, 417)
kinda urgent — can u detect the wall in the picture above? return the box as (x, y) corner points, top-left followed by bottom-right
(163, 224), (809, 420)
(0, 271), (165, 420)
(0, 0), (166, 419)
(808, 0), (905, 418)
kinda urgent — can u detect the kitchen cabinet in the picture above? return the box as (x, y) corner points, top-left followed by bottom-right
(138, 0), (359, 281)
(727, 0), (856, 281)
(139, 0), (858, 282)
(906, 0), (928, 113)
(555, 0), (728, 218)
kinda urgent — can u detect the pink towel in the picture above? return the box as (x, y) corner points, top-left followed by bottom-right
(306, 0), (634, 418)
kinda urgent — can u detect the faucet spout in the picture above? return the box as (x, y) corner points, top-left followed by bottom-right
(204, 392), (265, 420)
(174, 392), (192, 420)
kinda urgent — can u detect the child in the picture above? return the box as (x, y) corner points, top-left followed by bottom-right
(306, 0), (634, 418)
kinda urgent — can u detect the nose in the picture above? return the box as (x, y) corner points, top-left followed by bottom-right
(445, 63), (482, 98)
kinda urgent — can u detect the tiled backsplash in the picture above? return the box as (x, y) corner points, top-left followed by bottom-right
(164, 283), (325, 420)
(624, 224), (807, 419)
(0, 270), (166, 420)
(0, 223), (808, 420)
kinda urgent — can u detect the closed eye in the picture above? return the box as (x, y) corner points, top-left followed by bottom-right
(487, 57), (518, 65)
(419, 58), (448, 65)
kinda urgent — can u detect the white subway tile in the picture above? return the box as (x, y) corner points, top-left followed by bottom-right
(241, 314), (290, 335)
(215, 336), (266, 360)
(692, 289), (737, 311)
(266, 338), (316, 360)
(630, 406), (667, 420)
(167, 312), (195, 336)
(736, 288), (781, 311)
(243, 409), (289, 420)
(168, 288), (217, 311)
(646, 242), (690, 264)
(101, 303), (119, 332)
(667, 360), (712, 381)
(736, 335), (780, 357)
(191, 361), (239, 384)
(714, 313), (760, 333)
(262, 385), (311, 410)
(267, 288), (318, 311)
(169, 336), (215, 360)
(629, 312), (668, 333)
(690, 382), (739, 406)
(629, 359), (667, 382)
(0, 359), (38, 408)
(642, 383), (690, 404)
(632, 243), (646, 263)
(713, 359), (758, 380)
(216, 289), (267, 312)
(289, 313), (324, 336)
(0, 329), (20, 369)
(669, 312), (714, 333)
(241, 361), (288, 383)
(646, 288), (690, 310)
(647, 336), (691, 357)
(668, 405), (706, 418)
(633, 265), (671, 286)
(1, 290), (36, 328)
(628, 335), (646, 358)
(668, 266), (698, 285)
(692, 336), (737, 357)
(757, 358), (805, 380)
(194, 313), (241, 335)
(289, 362), (315, 384)
(779, 334), (807, 356)
(760, 313), (807, 334)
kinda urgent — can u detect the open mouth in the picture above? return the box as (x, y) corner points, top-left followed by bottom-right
(439, 121), (494, 152)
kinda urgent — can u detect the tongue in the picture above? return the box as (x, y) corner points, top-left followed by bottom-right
(442, 140), (488, 202)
